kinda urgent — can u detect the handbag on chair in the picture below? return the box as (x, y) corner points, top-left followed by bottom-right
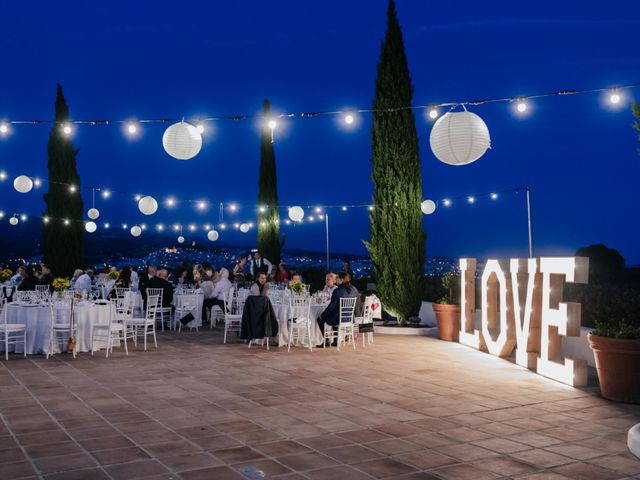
(67, 298), (77, 353)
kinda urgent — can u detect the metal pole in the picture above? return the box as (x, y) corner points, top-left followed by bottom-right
(526, 187), (533, 258)
(325, 214), (330, 271)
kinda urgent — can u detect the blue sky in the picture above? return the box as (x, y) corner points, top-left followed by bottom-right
(1, 0), (639, 263)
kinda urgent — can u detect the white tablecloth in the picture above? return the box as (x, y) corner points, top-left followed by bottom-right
(2, 302), (111, 355)
(173, 293), (204, 330)
(272, 302), (326, 347)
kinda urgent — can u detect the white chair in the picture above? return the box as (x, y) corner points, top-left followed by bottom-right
(175, 294), (200, 332)
(115, 287), (130, 299)
(324, 297), (357, 351)
(15, 290), (38, 303)
(47, 300), (78, 359)
(354, 298), (374, 347)
(223, 289), (242, 344)
(91, 300), (129, 358)
(35, 285), (50, 297)
(210, 305), (224, 329)
(126, 294), (158, 351)
(1, 301), (27, 360)
(146, 288), (172, 331)
(288, 295), (312, 352)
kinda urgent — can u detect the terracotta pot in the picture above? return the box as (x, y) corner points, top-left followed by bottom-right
(432, 303), (461, 342)
(588, 333), (640, 404)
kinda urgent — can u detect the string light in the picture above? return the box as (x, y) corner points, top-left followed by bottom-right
(0, 212), (4, 219)
(196, 123), (205, 134)
(101, 189), (111, 199)
(122, 223), (128, 229)
(228, 203), (238, 212)
(259, 206), (266, 213)
(104, 223), (110, 229)
(134, 194), (142, 201)
(68, 185), (76, 193)
(172, 224), (180, 232)
(610, 90), (621, 104)
(63, 219), (69, 226)
(468, 196), (476, 204)
(126, 122), (138, 135)
(344, 113), (354, 125)
(491, 192), (498, 200)
(428, 108), (439, 120)
(516, 99), (528, 113)
(33, 178), (42, 187)
(341, 206), (347, 211)
(0, 123), (9, 135)
(62, 123), (72, 136)
(267, 119), (277, 130)
(219, 223), (226, 230)
(165, 197), (176, 208)
(0, 171), (6, 181)
(20, 214), (27, 221)
(196, 201), (207, 211)
(443, 199), (452, 207)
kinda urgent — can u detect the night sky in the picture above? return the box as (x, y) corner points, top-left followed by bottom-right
(1, 1), (639, 263)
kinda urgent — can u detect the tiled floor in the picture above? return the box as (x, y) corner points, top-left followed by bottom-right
(0, 330), (639, 480)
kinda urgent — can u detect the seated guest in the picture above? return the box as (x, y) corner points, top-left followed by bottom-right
(10, 266), (24, 286)
(143, 266), (173, 308)
(174, 268), (190, 287)
(38, 264), (54, 291)
(17, 266), (38, 291)
(291, 273), (303, 283)
(322, 273), (337, 294)
(250, 272), (269, 296)
(316, 271), (359, 347)
(74, 268), (93, 293)
(201, 268), (232, 320)
(117, 266), (132, 288)
(334, 274), (343, 287)
(276, 263), (291, 283)
(343, 260), (355, 282)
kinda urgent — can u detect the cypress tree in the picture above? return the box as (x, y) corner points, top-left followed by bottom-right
(257, 100), (282, 266)
(365, 0), (425, 323)
(42, 84), (84, 276)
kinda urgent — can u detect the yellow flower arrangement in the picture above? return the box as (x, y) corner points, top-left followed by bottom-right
(107, 270), (120, 280)
(287, 280), (307, 294)
(0, 268), (13, 282)
(52, 277), (70, 292)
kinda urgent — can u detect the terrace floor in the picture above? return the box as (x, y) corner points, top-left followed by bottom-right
(1, 330), (639, 480)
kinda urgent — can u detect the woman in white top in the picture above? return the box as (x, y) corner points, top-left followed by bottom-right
(202, 268), (232, 320)
(322, 273), (337, 294)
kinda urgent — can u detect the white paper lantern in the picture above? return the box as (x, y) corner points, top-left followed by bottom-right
(240, 223), (250, 233)
(207, 230), (219, 241)
(177, 235), (185, 244)
(138, 196), (158, 215)
(420, 199), (437, 215)
(288, 206), (304, 222)
(9, 216), (18, 225)
(162, 121), (202, 160)
(85, 221), (97, 233)
(87, 208), (100, 220)
(13, 175), (33, 193)
(130, 225), (142, 237)
(429, 111), (491, 166)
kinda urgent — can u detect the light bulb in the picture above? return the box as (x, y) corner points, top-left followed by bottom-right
(127, 122), (138, 135)
(62, 123), (72, 136)
(267, 119), (277, 129)
(43, 216), (48, 223)
(68, 185), (76, 193)
(141, 224), (147, 230)
(33, 178), (42, 187)
(0, 171), (7, 180)
(516, 101), (527, 113)
(610, 92), (621, 104)
(104, 223), (110, 229)
(197, 201), (206, 210)
(315, 207), (322, 213)
(344, 114), (354, 125)
(196, 123), (205, 134)
(341, 206), (347, 211)
(443, 199), (452, 207)
(368, 206), (374, 211)
(468, 196), (475, 204)
(134, 194), (142, 201)
(259, 206), (266, 213)
(20, 214), (27, 221)
(101, 189), (111, 199)
(285, 219), (291, 225)
(122, 223), (128, 229)
(491, 193), (498, 200)
(189, 224), (196, 231)
(229, 204), (237, 212)
(219, 223), (226, 230)
(165, 197), (176, 207)
(0, 123), (9, 134)
(64, 219), (70, 226)
(173, 224), (180, 231)
(429, 108), (438, 120)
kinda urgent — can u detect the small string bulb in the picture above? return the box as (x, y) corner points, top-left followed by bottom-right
(428, 108), (438, 120)
(610, 90), (621, 104)
(0, 123), (9, 135)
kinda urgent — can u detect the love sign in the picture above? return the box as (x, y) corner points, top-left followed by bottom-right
(459, 257), (589, 386)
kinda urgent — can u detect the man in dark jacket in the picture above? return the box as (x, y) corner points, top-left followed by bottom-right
(17, 266), (38, 291)
(141, 265), (173, 308)
(38, 264), (55, 292)
(317, 272), (359, 346)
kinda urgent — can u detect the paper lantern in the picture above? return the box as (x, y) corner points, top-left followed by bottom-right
(9, 216), (18, 225)
(87, 208), (100, 220)
(429, 111), (491, 166)
(177, 235), (185, 244)
(240, 223), (250, 233)
(130, 225), (142, 237)
(85, 221), (97, 233)
(13, 175), (33, 193)
(162, 121), (202, 160)
(288, 206), (304, 222)
(207, 230), (219, 241)
(421, 199), (436, 215)
(138, 196), (158, 215)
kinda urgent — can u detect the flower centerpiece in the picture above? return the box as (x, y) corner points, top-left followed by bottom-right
(107, 270), (120, 281)
(52, 277), (70, 292)
(287, 280), (307, 295)
(0, 268), (13, 283)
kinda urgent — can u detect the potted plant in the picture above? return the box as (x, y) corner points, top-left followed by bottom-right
(586, 286), (640, 403)
(432, 273), (460, 341)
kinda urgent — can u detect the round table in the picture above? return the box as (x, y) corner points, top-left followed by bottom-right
(272, 302), (326, 347)
(2, 301), (111, 355)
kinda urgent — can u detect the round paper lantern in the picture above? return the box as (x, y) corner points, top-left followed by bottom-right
(177, 235), (185, 244)
(85, 221), (97, 233)
(9, 216), (18, 225)
(207, 230), (219, 241)
(162, 121), (203, 160)
(130, 225), (142, 237)
(240, 223), (250, 233)
(288, 206), (304, 222)
(138, 196), (158, 215)
(429, 111), (491, 166)
(13, 175), (33, 193)
(420, 199), (437, 215)
(87, 208), (100, 220)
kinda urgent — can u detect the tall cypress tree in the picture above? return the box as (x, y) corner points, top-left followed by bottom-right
(365, 0), (425, 323)
(257, 100), (282, 265)
(42, 84), (84, 276)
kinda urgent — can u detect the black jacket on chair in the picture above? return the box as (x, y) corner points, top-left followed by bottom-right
(240, 295), (279, 340)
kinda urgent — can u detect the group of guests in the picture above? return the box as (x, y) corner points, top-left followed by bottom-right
(8, 263), (55, 292)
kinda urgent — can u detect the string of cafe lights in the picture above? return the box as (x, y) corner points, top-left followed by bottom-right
(0, 82), (637, 141)
(0, 186), (525, 242)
